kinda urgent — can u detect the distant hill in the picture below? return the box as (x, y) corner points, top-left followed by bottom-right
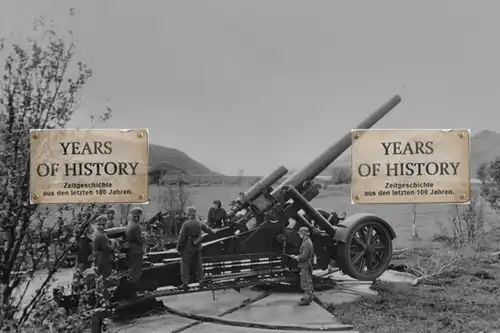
(149, 144), (220, 176)
(470, 130), (500, 177)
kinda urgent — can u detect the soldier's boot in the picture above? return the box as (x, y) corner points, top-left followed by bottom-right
(182, 283), (189, 292)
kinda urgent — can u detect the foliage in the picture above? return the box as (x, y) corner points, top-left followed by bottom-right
(330, 262), (500, 333)
(148, 163), (190, 213)
(0, 11), (111, 332)
(478, 157), (500, 212)
(331, 189), (500, 332)
(330, 165), (351, 185)
(433, 193), (486, 251)
(143, 165), (191, 251)
(148, 161), (186, 185)
(161, 180), (191, 214)
(330, 190), (500, 333)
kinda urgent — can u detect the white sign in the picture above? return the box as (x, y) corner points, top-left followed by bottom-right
(351, 129), (470, 204)
(30, 129), (149, 204)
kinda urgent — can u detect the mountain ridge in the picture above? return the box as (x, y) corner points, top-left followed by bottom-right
(150, 129), (500, 178)
(149, 144), (221, 176)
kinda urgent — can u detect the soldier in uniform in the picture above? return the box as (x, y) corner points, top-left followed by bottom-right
(176, 206), (215, 291)
(290, 227), (315, 306)
(92, 215), (115, 279)
(76, 225), (93, 271)
(105, 207), (117, 229)
(126, 207), (144, 288)
(164, 211), (175, 236)
(174, 211), (187, 236)
(207, 200), (227, 228)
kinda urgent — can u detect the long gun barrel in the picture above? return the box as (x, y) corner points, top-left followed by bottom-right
(227, 95), (402, 219)
(227, 166), (288, 218)
(271, 95), (402, 195)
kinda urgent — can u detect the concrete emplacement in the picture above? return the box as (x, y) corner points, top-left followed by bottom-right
(105, 269), (414, 333)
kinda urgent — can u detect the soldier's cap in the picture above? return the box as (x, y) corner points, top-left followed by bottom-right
(298, 227), (310, 235)
(108, 207), (116, 213)
(186, 206), (197, 215)
(130, 206), (144, 215)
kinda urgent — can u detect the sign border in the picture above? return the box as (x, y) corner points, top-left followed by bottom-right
(29, 128), (150, 205)
(349, 128), (471, 205)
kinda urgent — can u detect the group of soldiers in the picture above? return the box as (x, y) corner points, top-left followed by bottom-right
(152, 199), (240, 236)
(75, 206), (145, 295)
(74, 200), (315, 306)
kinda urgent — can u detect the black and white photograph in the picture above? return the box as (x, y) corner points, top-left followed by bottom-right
(0, 1), (499, 332)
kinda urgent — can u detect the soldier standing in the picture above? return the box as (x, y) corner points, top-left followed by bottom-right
(76, 225), (93, 271)
(176, 206), (215, 291)
(164, 211), (175, 236)
(174, 211), (187, 236)
(126, 207), (144, 288)
(291, 227), (315, 306)
(92, 215), (115, 279)
(105, 207), (117, 229)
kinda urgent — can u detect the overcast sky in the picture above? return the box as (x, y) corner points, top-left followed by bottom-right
(1, 0), (498, 175)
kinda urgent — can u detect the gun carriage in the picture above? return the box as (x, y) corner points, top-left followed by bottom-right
(55, 95), (402, 318)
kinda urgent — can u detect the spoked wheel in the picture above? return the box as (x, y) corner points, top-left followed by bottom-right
(335, 220), (393, 281)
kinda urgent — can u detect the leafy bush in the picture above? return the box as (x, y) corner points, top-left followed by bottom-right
(0, 11), (112, 331)
(478, 157), (500, 211)
(433, 193), (487, 251)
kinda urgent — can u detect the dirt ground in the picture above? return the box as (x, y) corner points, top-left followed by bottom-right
(329, 248), (500, 333)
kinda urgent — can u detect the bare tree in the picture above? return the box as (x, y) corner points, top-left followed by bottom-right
(479, 158), (500, 212)
(411, 204), (419, 239)
(116, 204), (131, 226)
(148, 162), (189, 212)
(165, 176), (191, 213)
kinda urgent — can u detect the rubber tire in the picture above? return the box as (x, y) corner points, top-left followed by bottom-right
(335, 219), (393, 281)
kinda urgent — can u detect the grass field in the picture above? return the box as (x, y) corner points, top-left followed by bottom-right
(331, 259), (500, 332)
(145, 183), (494, 248)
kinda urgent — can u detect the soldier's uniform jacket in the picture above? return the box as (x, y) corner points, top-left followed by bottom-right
(77, 234), (93, 264)
(207, 207), (227, 227)
(92, 230), (114, 266)
(176, 218), (211, 253)
(105, 219), (116, 229)
(296, 236), (314, 269)
(125, 222), (144, 255)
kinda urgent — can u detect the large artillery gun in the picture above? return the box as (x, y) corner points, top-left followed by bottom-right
(56, 95), (402, 317)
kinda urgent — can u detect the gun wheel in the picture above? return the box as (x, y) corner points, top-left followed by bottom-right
(335, 220), (392, 281)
